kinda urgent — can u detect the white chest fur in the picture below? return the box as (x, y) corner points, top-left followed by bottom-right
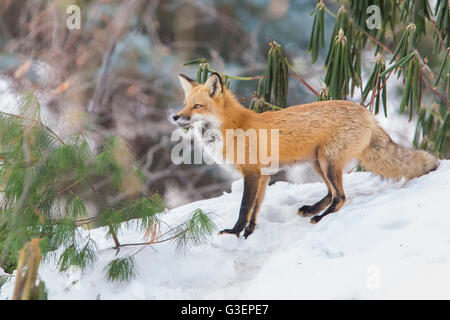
(191, 115), (224, 164)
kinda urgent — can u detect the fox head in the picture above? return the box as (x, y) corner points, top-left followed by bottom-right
(173, 72), (225, 128)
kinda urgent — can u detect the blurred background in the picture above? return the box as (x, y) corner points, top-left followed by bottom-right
(0, 0), (435, 208)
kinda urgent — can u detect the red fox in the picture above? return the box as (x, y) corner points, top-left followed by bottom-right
(173, 72), (439, 238)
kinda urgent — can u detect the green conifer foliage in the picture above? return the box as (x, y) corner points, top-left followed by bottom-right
(0, 92), (216, 282)
(186, 1), (449, 158)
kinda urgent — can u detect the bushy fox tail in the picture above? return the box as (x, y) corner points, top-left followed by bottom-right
(359, 124), (439, 180)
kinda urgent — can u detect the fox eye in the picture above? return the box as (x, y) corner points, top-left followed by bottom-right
(192, 104), (203, 109)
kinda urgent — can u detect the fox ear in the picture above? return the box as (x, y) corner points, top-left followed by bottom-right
(205, 72), (223, 98)
(178, 74), (197, 96)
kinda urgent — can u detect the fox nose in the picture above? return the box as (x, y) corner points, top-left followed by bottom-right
(173, 115), (180, 121)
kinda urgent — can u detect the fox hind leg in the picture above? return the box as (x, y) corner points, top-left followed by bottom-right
(298, 160), (333, 217)
(310, 161), (346, 224)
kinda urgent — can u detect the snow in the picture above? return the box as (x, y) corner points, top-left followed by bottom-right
(1, 74), (449, 300)
(2, 160), (449, 300)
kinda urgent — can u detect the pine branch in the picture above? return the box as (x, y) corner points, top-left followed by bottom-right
(0, 110), (65, 145)
(429, 19), (446, 52)
(322, 2), (448, 107)
(183, 56), (320, 99)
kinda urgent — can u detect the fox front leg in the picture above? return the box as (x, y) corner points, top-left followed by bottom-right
(218, 175), (259, 238)
(243, 175), (269, 239)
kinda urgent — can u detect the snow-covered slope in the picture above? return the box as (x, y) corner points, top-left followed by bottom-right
(2, 161), (450, 300)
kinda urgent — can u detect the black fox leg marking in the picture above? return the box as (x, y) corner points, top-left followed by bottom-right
(298, 193), (332, 217)
(243, 175), (269, 239)
(219, 174), (259, 237)
(310, 163), (346, 224)
(298, 160), (333, 217)
(310, 194), (346, 224)
(242, 201), (260, 239)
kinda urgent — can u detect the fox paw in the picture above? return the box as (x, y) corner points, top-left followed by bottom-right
(310, 215), (323, 224)
(298, 205), (319, 217)
(218, 228), (241, 237)
(243, 223), (256, 239)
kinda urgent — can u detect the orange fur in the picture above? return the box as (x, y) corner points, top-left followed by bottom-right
(175, 73), (439, 234)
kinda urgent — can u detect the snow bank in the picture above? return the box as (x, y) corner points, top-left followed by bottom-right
(2, 160), (449, 300)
